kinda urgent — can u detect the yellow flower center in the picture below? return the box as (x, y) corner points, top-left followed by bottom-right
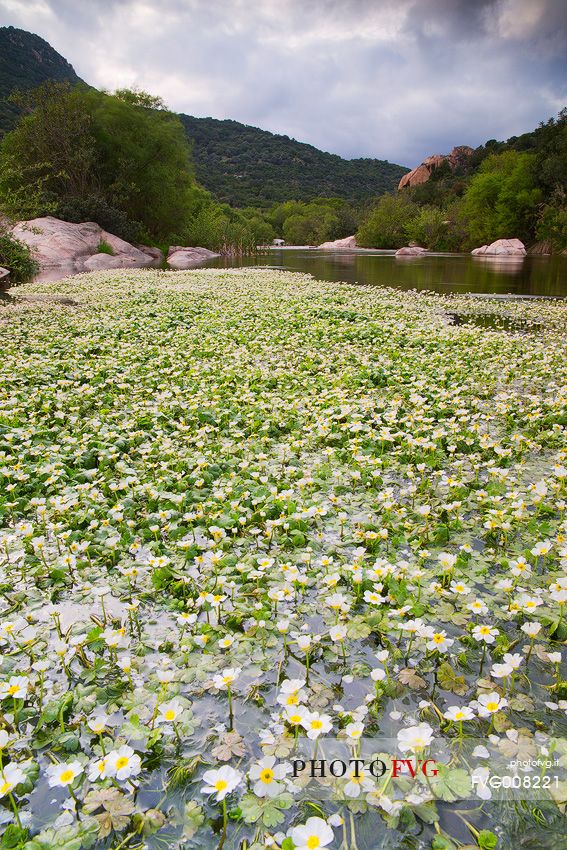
(215, 779), (228, 792)
(164, 710), (176, 721)
(433, 634), (444, 644)
(7, 685), (20, 696)
(260, 769), (274, 784)
(59, 769), (74, 784)
(115, 757), (129, 770)
(287, 694), (299, 705)
(307, 837), (320, 849)
(289, 714), (301, 724)
(311, 719), (323, 729)
(485, 701), (499, 712)
(0, 781), (11, 794)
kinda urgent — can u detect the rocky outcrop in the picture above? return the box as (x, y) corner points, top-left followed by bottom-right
(167, 246), (220, 269)
(10, 217), (162, 273)
(395, 246), (428, 256)
(398, 146), (474, 190)
(471, 238), (526, 256)
(318, 235), (358, 250)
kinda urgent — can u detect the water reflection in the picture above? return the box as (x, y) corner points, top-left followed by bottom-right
(206, 249), (567, 297)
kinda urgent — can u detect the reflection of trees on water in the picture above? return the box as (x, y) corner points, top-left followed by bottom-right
(208, 251), (567, 297)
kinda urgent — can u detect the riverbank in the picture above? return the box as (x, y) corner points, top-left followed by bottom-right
(1, 268), (567, 849)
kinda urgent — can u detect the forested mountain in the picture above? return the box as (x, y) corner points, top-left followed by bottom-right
(0, 27), (83, 134)
(0, 26), (408, 207)
(179, 115), (408, 206)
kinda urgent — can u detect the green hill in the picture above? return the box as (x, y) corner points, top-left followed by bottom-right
(179, 114), (408, 207)
(0, 26), (408, 208)
(0, 26), (83, 135)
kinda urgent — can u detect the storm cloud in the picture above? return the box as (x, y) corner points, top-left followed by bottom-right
(0, 0), (565, 165)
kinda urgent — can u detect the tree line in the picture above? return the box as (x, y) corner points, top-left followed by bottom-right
(0, 83), (564, 282)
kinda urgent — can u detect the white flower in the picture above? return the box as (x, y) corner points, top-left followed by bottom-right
(87, 713), (109, 734)
(249, 756), (288, 798)
(201, 765), (242, 801)
(467, 599), (488, 615)
(345, 721), (364, 740)
(516, 595), (543, 612)
(449, 580), (470, 595)
(329, 624), (347, 642)
(0, 762), (25, 797)
(213, 667), (241, 690)
(520, 622), (542, 638)
(370, 668), (386, 681)
(531, 540), (552, 557)
(88, 757), (113, 782)
(490, 662), (513, 678)
(107, 745), (142, 780)
(502, 652), (523, 669)
(444, 705), (475, 722)
(301, 711), (333, 739)
(0, 676), (29, 700)
(156, 699), (184, 724)
(510, 557), (531, 577)
(438, 552), (457, 570)
(47, 760), (83, 788)
(426, 630), (454, 652)
(477, 692), (507, 717)
(397, 723), (434, 752)
(472, 624), (499, 644)
(343, 765), (375, 798)
(290, 816), (334, 850)
(548, 651), (562, 664)
(284, 705), (310, 727)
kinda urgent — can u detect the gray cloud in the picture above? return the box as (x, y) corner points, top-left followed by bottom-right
(0, 0), (565, 165)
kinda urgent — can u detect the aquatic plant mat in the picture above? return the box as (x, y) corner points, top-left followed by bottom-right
(1, 269), (567, 850)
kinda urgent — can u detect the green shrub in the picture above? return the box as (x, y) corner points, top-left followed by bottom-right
(57, 195), (144, 244)
(96, 239), (114, 255)
(0, 227), (38, 282)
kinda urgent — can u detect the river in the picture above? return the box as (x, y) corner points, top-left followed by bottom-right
(5, 248), (567, 298)
(204, 248), (567, 297)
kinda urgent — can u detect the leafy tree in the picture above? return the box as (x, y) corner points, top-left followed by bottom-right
(462, 150), (541, 245)
(112, 88), (167, 110)
(0, 82), (213, 245)
(536, 188), (567, 251)
(405, 206), (452, 251)
(357, 193), (419, 248)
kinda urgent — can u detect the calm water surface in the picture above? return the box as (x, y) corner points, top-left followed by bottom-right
(205, 248), (567, 297)
(3, 249), (566, 299)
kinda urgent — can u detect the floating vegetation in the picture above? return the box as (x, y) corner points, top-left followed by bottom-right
(0, 269), (566, 850)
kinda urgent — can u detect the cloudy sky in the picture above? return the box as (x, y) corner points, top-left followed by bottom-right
(1, 0), (566, 166)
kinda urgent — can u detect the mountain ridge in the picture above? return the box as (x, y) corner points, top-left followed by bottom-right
(0, 26), (409, 207)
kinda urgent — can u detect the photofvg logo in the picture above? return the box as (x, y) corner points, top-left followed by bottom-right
(291, 755), (439, 780)
(287, 737), (566, 803)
